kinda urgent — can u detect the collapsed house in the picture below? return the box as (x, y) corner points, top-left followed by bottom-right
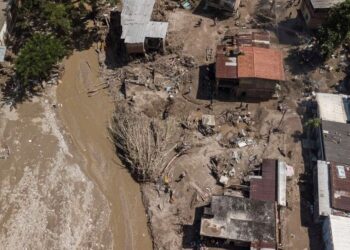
(215, 31), (285, 99)
(200, 196), (276, 249)
(120, 0), (168, 54)
(299, 0), (345, 29)
(205, 0), (241, 16)
(200, 159), (289, 249)
(312, 93), (350, 249)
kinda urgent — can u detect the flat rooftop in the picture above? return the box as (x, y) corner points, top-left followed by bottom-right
(200, 196), (276, 245)
(327, 215), (350, 250)
(322, 121), (350, 165)
(316, 93), (350, 123)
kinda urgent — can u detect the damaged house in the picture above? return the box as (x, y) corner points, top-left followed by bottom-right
(121, 0), (168, 54)
(215, 32), (285, 100)
(200, 159), (289, 249)
(299, 0), (345, 28)
(200, 196), (276, 249)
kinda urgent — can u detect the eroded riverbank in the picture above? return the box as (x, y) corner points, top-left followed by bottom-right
(0, 47), (152, 249)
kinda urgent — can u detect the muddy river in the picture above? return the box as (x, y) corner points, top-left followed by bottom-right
(0, 48), (152, 249)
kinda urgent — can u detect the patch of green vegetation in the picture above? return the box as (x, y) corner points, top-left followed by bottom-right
(15, 34), (66, 86)
(12, 0), (100, 88)
(317, 0), (350, 58)
(305, 118), (321, 129)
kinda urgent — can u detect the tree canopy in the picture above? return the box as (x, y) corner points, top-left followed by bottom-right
(317, 0), (350, 58)
(12, 0), (100, 89)
(15, 34), (66, 86)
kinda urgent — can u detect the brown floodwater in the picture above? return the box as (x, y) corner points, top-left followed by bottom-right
(56, 48), (152, 250)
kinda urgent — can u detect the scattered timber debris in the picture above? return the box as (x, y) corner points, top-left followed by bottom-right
(109, 105), (178, 182)
(198, 114), (216, 136)
(209, 151), (241, 186)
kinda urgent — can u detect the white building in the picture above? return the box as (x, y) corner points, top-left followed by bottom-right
(323, 215), (350, 250)
(316, 93), (350, 124)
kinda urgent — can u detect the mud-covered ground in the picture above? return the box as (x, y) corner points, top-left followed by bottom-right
(0, 48), (152, 250)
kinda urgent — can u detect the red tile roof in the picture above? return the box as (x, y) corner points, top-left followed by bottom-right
(237, 46), (285, 81)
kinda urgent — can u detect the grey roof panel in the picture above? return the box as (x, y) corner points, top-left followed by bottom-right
(121, 0), (168, 45)
(322, 121), (350, 165)
(200, 196), (275, 243)
(146, 22), (168, 39)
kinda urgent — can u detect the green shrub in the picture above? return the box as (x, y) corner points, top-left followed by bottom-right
(15, 34), (66, 86)
(317, 0), (350, 58)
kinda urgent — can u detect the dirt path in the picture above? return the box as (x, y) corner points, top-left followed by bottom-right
(56, 48), (152, 250)
(0, 48), (152, 249)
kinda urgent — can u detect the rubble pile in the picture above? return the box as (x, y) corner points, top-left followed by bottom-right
(209, 151), (241, 186)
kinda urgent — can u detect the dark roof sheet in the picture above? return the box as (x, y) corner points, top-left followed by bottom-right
(250, 159), (277, 202)
(322, 121), (350, 165)
(329, 162), (350, 212)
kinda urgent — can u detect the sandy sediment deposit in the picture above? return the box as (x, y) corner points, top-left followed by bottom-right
(0, 48), (152, 250)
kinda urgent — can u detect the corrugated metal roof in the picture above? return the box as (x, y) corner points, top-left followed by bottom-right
(277, 161), (287, 206)
(250, 159), (277, 202)
(121, 0), (168, 44)
(215, 45), (238, 79)
(237, 47), (285, 81)
(322, 121), (350, 165)
(328, 215), (350, 250)
(316, 93), (350, 123)
(310, 0), (345, 9)
(317, 160), (331, 216)
(329, 162), (350, 212)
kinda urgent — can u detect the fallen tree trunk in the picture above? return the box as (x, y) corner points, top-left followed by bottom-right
(109, 105), (177, 182)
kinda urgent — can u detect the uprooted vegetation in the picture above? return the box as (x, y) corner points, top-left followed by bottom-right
(109, 105), (178, 182)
